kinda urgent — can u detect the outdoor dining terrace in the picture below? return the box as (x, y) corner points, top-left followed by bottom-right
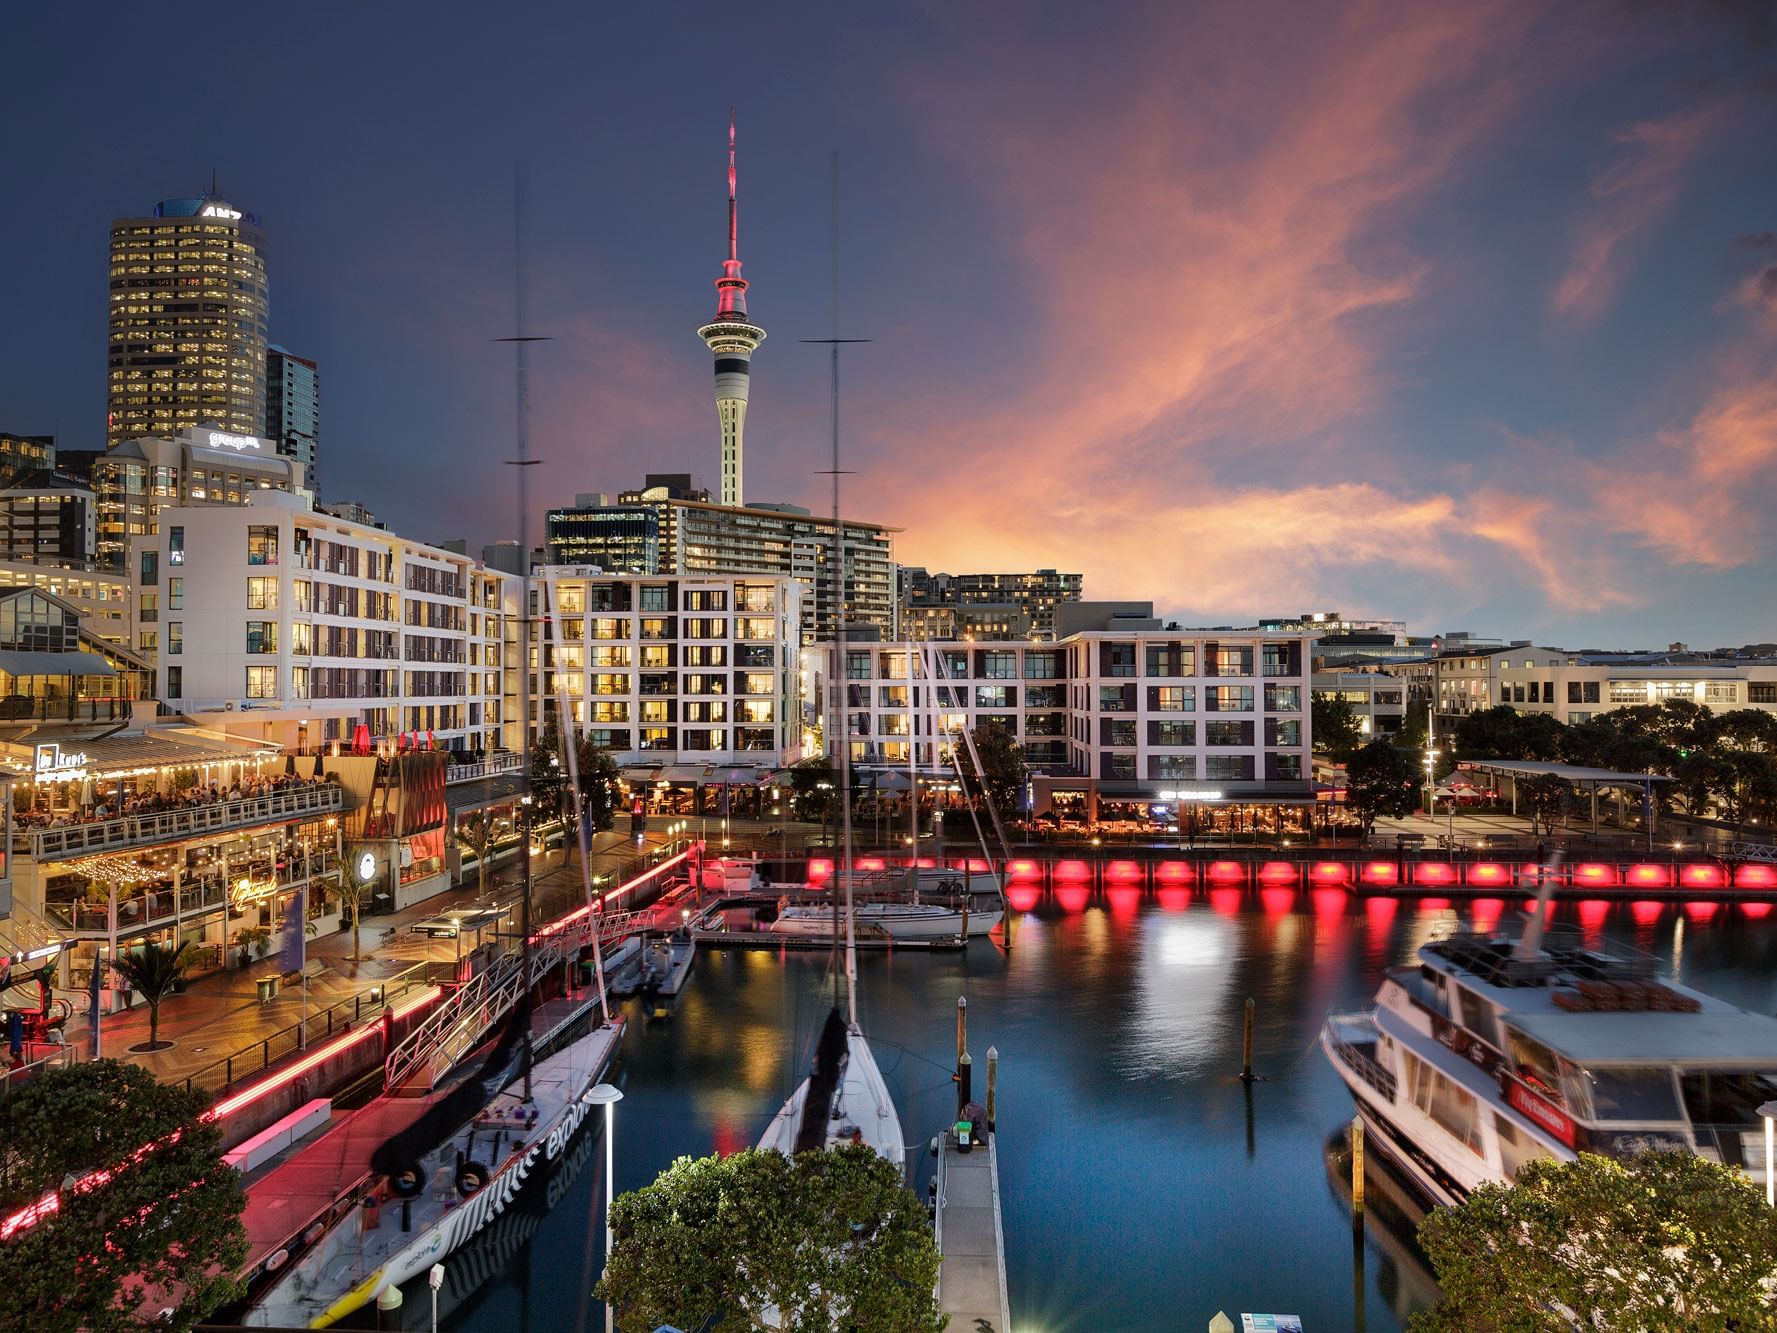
(15, 779), (344, 861)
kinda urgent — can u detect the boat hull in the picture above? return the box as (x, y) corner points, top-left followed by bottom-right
(768, 903), (1001, 941)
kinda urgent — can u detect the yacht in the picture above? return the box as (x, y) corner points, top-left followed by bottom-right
(1323, 917), (1777, 1207)
(768, 896), (999, 942)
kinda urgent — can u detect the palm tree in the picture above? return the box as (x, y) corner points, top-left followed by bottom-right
(109, 940), (191, 1050)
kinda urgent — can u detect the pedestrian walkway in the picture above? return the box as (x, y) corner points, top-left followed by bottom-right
(64, 830), (678, 1088)
(935, 1128), (1010, 1332)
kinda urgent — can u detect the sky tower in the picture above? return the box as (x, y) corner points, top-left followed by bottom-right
(697, 112), (766, 507)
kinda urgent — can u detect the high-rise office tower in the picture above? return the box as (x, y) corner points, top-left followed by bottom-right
(696, 114), (765, 508)
(266, 345), (319, 491)
(107, 192), (269, 447)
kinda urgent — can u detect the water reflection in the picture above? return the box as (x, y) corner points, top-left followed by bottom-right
(446, 891), (1777, 1333)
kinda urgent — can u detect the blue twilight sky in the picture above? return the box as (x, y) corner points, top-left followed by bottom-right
(5, 2), (1777, 649)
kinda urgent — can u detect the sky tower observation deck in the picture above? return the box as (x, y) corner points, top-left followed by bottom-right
(696, 113), (766, 508)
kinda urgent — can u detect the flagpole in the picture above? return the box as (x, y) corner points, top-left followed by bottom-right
(300, 879), (309, 1051)
(89, 947), (104, 1061)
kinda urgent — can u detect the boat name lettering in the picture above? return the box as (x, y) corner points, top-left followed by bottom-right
(547, 1097), (593, 1160)
(1431, 1015), (1501, 1075)
(548, 1127), (600, 1211)
(452, 1145), (540, 1249)
(1506, 1079), (1578, 1148)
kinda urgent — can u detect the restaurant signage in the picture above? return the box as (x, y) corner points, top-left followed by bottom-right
(1506, 1078), (1579, 1148)
(33, 743), (89, 779)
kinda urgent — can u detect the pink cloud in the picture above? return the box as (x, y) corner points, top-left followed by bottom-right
(1549, 106), (1719, 327)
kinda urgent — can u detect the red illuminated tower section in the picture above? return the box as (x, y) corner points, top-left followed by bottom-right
(697, 111), (766, 507)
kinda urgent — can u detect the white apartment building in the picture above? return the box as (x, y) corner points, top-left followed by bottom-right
(1495, 658), (1777, 726)
(1312, 670), (1407, 735)
(131, 491), (511, 754)
(527, 567), (803, 772)
(837, 628), (1316, 832)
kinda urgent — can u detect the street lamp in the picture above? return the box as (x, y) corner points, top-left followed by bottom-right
(1761, 1100), (1777, 1207)
(586, 1083), (624, 1333)
(1423, 749), (1439, 818)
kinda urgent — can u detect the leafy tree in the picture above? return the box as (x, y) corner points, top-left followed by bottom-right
(0, 1060), (247, 1330)
(1518, 771), (1572, 836)
(529, 724), (568, 824)
(1453, 705), (1563, 762)
(1344, 739), (1418, 836)
(1311, 693), (1365, 763)
(787, 758), (839, 828)
(1411, 1151), (1777, 1332)
(956, 719), (1026, 820)
(455, 808), (500, 897)
(108, 940), (190, 1051)
(596, 1145), (943, 1333)
(571, 733), (621, 834)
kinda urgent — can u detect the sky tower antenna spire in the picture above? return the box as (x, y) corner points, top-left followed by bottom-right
(698, 111), (766, 507)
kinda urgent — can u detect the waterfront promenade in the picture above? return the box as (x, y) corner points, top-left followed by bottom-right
(64, 830), (677, 1088)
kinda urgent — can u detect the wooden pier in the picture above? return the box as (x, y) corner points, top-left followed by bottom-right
(933, 1127), (1010, 1331)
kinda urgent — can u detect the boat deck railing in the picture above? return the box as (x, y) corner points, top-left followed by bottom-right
(1326, 1014), (1397, 1102)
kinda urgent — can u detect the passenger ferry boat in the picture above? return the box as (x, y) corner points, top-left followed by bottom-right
(1322, 913), (1777, 1207)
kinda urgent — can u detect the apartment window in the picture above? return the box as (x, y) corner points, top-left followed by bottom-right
(1266, 753), (1304, 781)
(1023, 651), (1061, 679)
(1567, 680), (1601, 704)
(1271, 719), (1302, 747)
(1144, 643), (1194, 677)
(1261, 643), (1298, 677)
(164, 665), (181, 699)
(167, 622), (182, 655)
(1148, 720), (1194, 746)
(591, 617), (630, 640)
(1212, 646), (1253, 676)
(1264, 684), (1301, 711)
(879, 685), (909, 708)
(1148, 755), (1196, 780)
(684, 590), (728, 611)
(139, 550), (158, 586)
(1101, 642), (1136, 677)
(697, 645), (736, 667)
(976, 685), (1015, 708)
(846, 651), (873, 680)
(639, 586), (670, 612)
(137, 630), (157, 653)
(1751, 683), (1777, 705)
(741, 699), (774, 724)
(736, 617), (774, 641)
(291, 621), (311, 656)
(556, 585), (586, 614)
(741, 672), (774, 695)
(592, 646), (634, 668)
(638, 645), (669, 669)
(167, 577), (183, 610)
(246, 622), (278, 654)
(1101, 718), (1137, 747)
(1205, 755), (1255, 781)
(247, 525), (279, 566)
(247, 576), (278, 610)
(1147, 685), (1195, 712)
(1607, 682), (1646, 705)
(246, 665), (277, 698)
(167, 526), (184, 565)
(1099, 684), (1135, 712)
(982, 651), (1018, 680)
(684, 617), (728, 639)
(1205, 686), (1254, 712)
(1100, 753), (1136, 780)
(1704, 682), (1738, 704)
(1205, 720), (1254, 746)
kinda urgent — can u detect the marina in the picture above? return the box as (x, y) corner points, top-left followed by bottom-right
(427, 885), (1777, 1332)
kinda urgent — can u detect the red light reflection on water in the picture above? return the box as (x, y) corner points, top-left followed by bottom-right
(1209, 888), (1243, 916)
(1631, 900), (1664, 926)
(1056, 883), (1091, 914)
(1006, 883), (1042, 914)
(1106, 884), (1142, 918)
(1577, 899), (1610, 934)
(1684, 900), (1720, 921)
(1470, 898), (1504, 933)
(1312, 888), (1347, 919)
(1260, 887), (1294, 916)
(1742, 902), (1774, 919)
(1156, 885), (1191, 912)
(1364, 896), (1398, 925)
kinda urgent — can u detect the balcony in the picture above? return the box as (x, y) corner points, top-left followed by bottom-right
(0, 696), (132, 724)
(446, 752), (523, 784)
(48, 850), (341, 940)
(17, 783), (345, 862)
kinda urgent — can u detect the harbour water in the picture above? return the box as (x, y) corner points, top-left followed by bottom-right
(429, 890), (1777, 1332)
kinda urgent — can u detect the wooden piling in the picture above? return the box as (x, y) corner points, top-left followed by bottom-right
(985, 1044), (998, 1133)
(957, 1050), (973, 1117)
(1240, 996), (1255, 1082)
(955, 995), (967, 1066)
(1350, 1115), (1365, 1216)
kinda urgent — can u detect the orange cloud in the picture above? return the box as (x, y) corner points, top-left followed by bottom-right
(1549, 106), (1719, 327)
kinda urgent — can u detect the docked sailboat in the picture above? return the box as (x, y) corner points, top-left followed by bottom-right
(769, 896), (999, 941)
(757, 271), (904, 1175)
(1322, 870), (1777, 1206)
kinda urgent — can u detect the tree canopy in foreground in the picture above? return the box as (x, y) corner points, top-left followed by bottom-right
(1411, 1150), (1777, 1332)
(595, 1144), (942, 1332)
(0, 1060), (247, 1331)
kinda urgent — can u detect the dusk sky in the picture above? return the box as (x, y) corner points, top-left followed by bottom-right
(7, 3), (1777, 648)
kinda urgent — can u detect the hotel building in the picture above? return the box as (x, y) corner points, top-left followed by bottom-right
(545, 477), (896, 644)
(897, 567), (1083, 640)
(95, 426), (302, 571)
(527, 567), (804, 780)
(130, 490), (512, 756)
(836, 626), (1316, 834)
(108, 194), (269, 447)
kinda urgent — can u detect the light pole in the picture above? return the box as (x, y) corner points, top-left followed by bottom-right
(428, 1262), (444, 1333)
(586, 1082), (624, 1333)
(1423, 749), (1439, 820)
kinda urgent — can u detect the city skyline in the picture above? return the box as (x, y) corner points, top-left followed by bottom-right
(4, 3), (1776, 647)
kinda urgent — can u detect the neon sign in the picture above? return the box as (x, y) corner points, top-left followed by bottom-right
(204, 430), (261, 452)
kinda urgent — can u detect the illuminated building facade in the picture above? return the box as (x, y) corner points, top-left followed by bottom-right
(898, 566), (1083, 640)
(0, 434), (55, 486)
(94, 426), (300, 570)
(108, 194), (269, 446)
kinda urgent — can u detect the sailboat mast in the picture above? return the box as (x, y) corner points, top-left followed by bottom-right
(500, 167), (549, 1103)
(830, 158), (859, 1030)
